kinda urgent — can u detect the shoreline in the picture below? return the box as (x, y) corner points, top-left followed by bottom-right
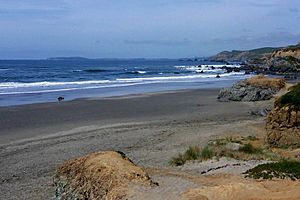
(0, 87), (214, 108)
(0, 77), (247, 107)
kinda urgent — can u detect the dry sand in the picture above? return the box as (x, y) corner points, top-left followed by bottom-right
(1, 88), (297, 199)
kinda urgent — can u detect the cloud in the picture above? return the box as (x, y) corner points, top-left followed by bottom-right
(249, 2), (278, 8)
(123, 38), (191, 46)
(276, 27), (287, 30)
(0, 0), (300, 58)
(0, 1), (69, 20)
(289, 8), (300, 13)
(135, 0), (221, 7)
(203, 32), (300, 49)
(0, 1), (68, 12)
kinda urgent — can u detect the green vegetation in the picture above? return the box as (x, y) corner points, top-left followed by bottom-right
(285, 42), (300, 51)
(225, 136), (242, 144)
(169, 153), (186, 166)
(246, 135), (259, 141)
(244, 160), (300, 180)
(239, 143), (262, 154)
(248, 47), (282, 54)
(200, 146), (214, 160)
(185, 146), (201, 160)
(278, 83), (300, 110)
(285, 56), (299, 63)
(210, 46), (282, 62)
(169, 136), (278, 166)
(169, 146), (202, 166)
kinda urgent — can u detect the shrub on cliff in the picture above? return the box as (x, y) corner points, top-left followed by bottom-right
(278, 83), (300, 110)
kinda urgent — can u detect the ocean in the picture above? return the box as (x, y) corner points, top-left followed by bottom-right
(0, 59), (248, 106)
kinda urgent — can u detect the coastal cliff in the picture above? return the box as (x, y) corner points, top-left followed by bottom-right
(209, 42), (300, 78)
(209, 47), (280, 62)
(271, 43), (300, 59)
(209, 43), (300, 62)
(266, 83), (300, 147)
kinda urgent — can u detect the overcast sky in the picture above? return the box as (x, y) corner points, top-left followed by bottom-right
(0, 0), (300, 59)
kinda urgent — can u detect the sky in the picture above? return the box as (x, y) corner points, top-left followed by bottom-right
(0, 0), (300, 59)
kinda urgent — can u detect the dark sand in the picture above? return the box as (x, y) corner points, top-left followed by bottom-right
(0, 89), (273, 199)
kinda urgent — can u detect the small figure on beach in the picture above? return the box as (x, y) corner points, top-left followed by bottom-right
(216, 74), (221, 78)
(58, 97), (64, 102)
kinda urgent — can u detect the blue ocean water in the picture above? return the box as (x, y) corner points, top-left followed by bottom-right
(0, 59), (248, 106)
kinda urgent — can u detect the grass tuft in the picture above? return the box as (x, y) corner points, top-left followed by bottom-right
(201, 146), (214, 160)
(246, 135), (259, 141)
(169, 153), (186, 166)
(169, 146), (202, 166)
(169, 135), (277, 166)
(185, 146), (202, 160)
(239, 143), (262, 154)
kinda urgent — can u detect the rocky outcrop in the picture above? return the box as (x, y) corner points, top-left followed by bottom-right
(266, 55), (300, 74)
(54, 151), (157, 200)
(243, 43), (300, 77)
(272, 43), (300, 59)
(218, 82), (277, 102)
(209, 42), (300, 79)
(266, 105), (300, 147)
(218, 76), (285, 102)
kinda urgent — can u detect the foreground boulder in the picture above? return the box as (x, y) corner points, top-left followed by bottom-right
(266, 106), (300, 147)
(266, 83), (300, 147)
(218, 75), (285, 102)
(54, 151), (156, 200)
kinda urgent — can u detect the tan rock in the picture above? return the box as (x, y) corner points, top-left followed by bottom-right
(266, 105), (300, 147)
(54, 151), (156, 200)
(183, 181), (300, 200)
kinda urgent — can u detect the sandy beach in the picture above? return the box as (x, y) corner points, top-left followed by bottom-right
(0, 88), (274, 199)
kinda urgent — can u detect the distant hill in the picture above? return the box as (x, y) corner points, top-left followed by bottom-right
(209, 47), (282, 62)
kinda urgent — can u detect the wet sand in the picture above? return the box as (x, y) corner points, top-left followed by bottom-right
(0, 88), (273, 199)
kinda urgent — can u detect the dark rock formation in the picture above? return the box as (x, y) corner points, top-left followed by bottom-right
(209, 42), (300, 79)
(217, 76), (285, 102)
(249, 108), (271, 117)
(218, 81), (278, 102)
(267, 57), (300, 74)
